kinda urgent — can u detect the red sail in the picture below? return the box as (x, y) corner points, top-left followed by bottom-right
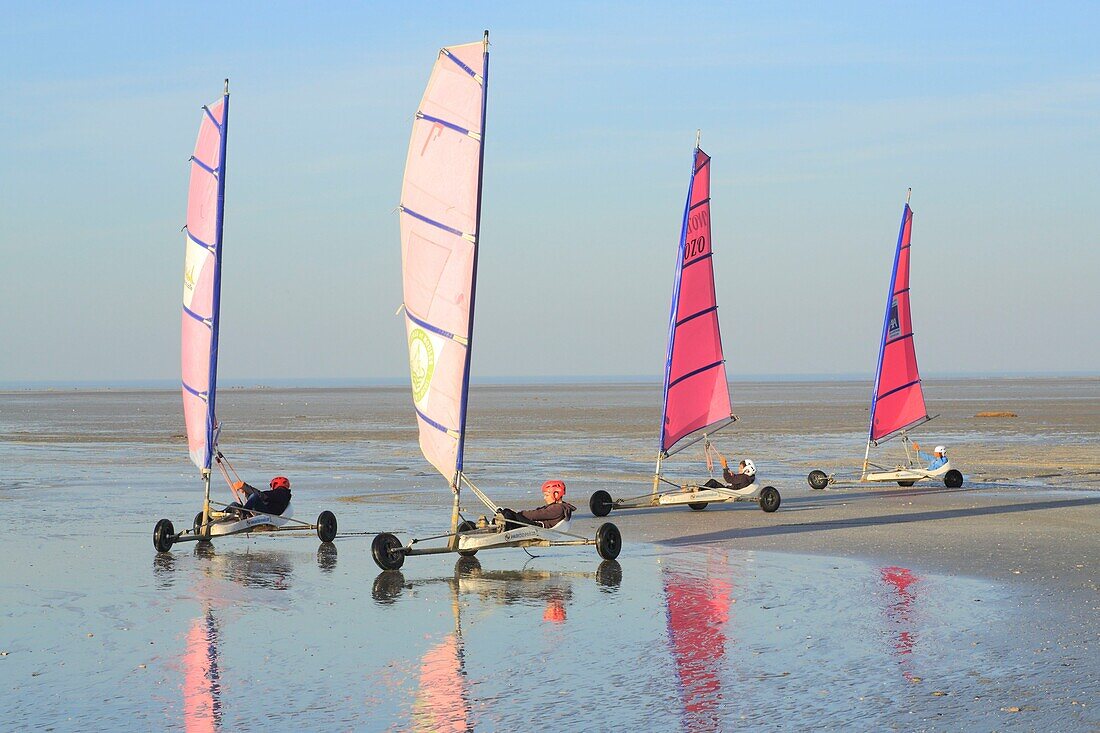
(869, 203), (928, 443)
(660, 148), (732, 455)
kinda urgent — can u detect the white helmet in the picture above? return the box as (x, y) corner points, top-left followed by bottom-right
(934, 445), (946, 455)
(742, 459), (756, 476)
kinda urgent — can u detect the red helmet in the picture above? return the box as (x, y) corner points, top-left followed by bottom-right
(269, 476), (291, 491)
(541, 480), (566, 502)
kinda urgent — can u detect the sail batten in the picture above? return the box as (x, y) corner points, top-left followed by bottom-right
(182, 90), (228, 472)
(659, 147), (732, 455)
(868, 201), (927, 444)
(400, 38), (488, 484)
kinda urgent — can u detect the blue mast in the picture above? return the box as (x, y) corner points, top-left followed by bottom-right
(454, 32), (489, 478)
(204, 80), (229, 472)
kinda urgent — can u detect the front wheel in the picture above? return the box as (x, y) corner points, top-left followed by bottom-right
(760, 486), (781, 513)
(944, 469), (964, 488)
(193, 512), (211, 542)
(456, 520), (478, 557)
(316, 510), (337, 543)
(897, 481), (916, 487)
(595, 522), (622, 561)
(153, 519), (175, 553)
(371, 532), (405, 570)
(589, 490), (613, 517)
(808, 470), (829, 490)
(688, 502), (708, 511)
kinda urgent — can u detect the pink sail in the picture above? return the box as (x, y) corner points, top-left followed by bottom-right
(182, 95), (228, 470)
(869, 203), (928, 443)
(412, 634), (470, 732)
(399, 39), (487, 483)
(660, 148), (732, 455)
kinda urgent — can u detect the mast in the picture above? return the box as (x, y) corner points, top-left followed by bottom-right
(453, 31), (489, 485)
(205, 79), (230, 476)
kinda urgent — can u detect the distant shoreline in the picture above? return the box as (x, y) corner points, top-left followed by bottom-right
(2, 372), (1097, 393)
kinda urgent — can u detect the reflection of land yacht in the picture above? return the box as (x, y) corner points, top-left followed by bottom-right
(183, 608), (222, 733)
(808, 192), (963, 491)
(590, 140), (780, 518)
(371, 32), (620, 569)
(152, 80), (336, 554)
(880, 566), (921, 681)
(662, 551), (733, 733)
(376, 559), (621, 731)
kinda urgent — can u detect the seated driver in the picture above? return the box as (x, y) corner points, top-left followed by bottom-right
(911, 442), (948, 471)
(227, 475), (293, 517)
(719, 457), (757, 489)
(500, 480), (576, 529)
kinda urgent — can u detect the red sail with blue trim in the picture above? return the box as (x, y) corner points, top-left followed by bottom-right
(868, 200), (928, 444)
(659, 147), (733, 456)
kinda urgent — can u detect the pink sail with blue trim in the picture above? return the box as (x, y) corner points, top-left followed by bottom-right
(869, 202), (928, 444)
(660, 147), (733, 456)
(182, 93), (228, 471)
(399, 40), (488, 483)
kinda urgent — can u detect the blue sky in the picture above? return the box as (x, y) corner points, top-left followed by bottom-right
(2, 2), (1098, 384)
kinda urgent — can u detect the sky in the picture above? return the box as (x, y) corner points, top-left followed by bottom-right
(1, 1), (1098, 385)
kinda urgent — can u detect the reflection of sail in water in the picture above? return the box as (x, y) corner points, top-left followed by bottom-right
(183, 609), (222, 733)
(413, 632), (470, 732)
(663, 554), (732, 732)
(881, 566), (920, 679)
(411, 563), (474, 733)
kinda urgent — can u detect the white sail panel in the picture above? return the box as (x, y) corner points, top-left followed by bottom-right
(399, 40), (486, 483)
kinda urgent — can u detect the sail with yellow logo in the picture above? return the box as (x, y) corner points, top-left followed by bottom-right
(399, 35), (488, 488)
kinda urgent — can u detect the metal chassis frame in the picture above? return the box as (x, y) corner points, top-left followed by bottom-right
(170, 499), (320, 545)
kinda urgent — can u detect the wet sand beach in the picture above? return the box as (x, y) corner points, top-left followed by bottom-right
(1, 378), (1097, 730)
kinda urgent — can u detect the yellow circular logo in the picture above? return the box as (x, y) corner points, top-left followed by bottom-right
(409, 328), (435, 402)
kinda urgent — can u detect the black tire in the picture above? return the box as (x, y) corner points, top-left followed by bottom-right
(590, 490), (613, 517)
(944, 469), (964, 488)
(596, 560), (622, 590)
(760, 486), (781, 513)
(371, 571), (405, 604)
(456, 520), (478, 557)
(371, 532), (405, 570)
(193, 511), (212, 542)
(153, 519), (175, 553)
(897, 480), (916, 487)
(316, 510), (338, 543)
(595, 522), (622, 561)
(808, 470), (829, 490)
(688, 502), (709, 511)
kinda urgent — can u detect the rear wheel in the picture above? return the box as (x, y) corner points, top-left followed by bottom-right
(808, 470), (829, 490)
(595, 522), (622, 561)
(456, 520), (478, 557)
(153, 519), (175, 553)
(371, 532), (405, 570)
(944, 469), (964, 488)
(590, 490), (613, 517)
(760, 486), (781, 513)
(688, 502), (708, 511)
(316, 510), (337, 543)
(897, 481), (916, 487)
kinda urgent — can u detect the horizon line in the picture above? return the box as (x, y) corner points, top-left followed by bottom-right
(2, 370), (1097, 392)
